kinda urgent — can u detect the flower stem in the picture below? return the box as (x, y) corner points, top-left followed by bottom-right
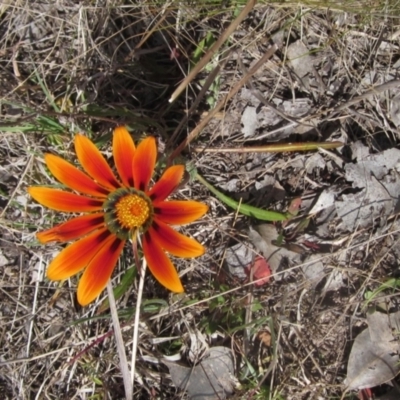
(131, 254), (146, 388)
(106, 280), (132, 399)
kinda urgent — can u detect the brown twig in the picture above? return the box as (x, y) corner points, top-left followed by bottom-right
(168, 44), (278, 164)
(326, 79), (400, 117)
(191, 141), (343, 153)
(168, 0), (258, 103)
(167, 48), (233, 149)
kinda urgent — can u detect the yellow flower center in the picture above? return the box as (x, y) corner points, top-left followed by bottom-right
(115, 194), (150, 229)
(103, 188), (154, 240)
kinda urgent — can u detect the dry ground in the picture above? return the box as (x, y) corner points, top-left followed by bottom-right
(1, 1), (400, 399)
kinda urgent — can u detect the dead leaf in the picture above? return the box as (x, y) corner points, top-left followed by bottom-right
(305, 153), (326, 173)
(335, 148), (400, 231)
(345, 311), (400, 390)
(245, 256), (271, 286)
(240, 87), (261, 106)
(336, 177), (394, 231)
(345, 149), (400, 184)
(225, 242), (254, 280)
(257, 330), (272, 347)
(350, 140), (370, 161)
(241, 106), (258, 137)
(248, 224), (302, 280)
(309, 186), (340, 216)
(301, 254), (326, 287)
(322, 267), (344, 292)
(164, 346), (236, 399)
(287, 40), (314, 78)
(287, 197), (302, 216)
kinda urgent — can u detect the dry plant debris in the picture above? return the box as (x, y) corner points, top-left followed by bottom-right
(1, 1), (400, 399)
(164, 346), (236, 400)
(345, 310), (400, 391)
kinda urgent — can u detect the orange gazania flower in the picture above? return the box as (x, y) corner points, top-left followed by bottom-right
(28, 127), (208, 306)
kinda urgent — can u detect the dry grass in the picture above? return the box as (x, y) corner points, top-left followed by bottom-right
(1, 1), (400, 399)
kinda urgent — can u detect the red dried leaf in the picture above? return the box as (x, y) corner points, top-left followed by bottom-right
(288, 197), (302, 216)
(358, 388), (373, 400)
(245, 256), (271, 286)
(303, 240), (321, 251)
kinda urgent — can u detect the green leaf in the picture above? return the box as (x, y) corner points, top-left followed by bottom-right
(363, 278), (400, 310)
(141, 298), (168, 313)
(195, 172), (289, 221)
(192, 31), (215, 64)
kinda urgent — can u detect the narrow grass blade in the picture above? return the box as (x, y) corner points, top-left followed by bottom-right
(194, 141), (343, 153)
(32, 66), (60, 113)
(195, 172), (289, 221)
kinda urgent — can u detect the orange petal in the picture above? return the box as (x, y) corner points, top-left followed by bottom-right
(74, 134), (120, 190)
(149, 219), (205, 257)
(154, 200), (208, 225)
(133, 136), (157, 191)
(45, 154), (109, 197)
(77, 235), (124, 306)
(46, 228), (112, 280)
(148, 165), (184, 202)
(37, 213), (105, 243)
(113, 126), (135, 187)
(143, 232), (184, 293)
(28, 187), (103, 212)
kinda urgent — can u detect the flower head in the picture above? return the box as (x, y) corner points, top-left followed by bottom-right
(29, 127), (208, 306)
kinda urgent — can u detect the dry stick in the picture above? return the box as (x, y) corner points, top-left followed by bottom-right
(191, 141), (343, 153)
(168, 0), (257, 103)
(130, 256), (147, 391)
(324, 79), (400, 118)
(168, 44), (278, 164)
(124, 8), (170, 61)
(106, 280), (133, 399)
(167, 48), (233, 148)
